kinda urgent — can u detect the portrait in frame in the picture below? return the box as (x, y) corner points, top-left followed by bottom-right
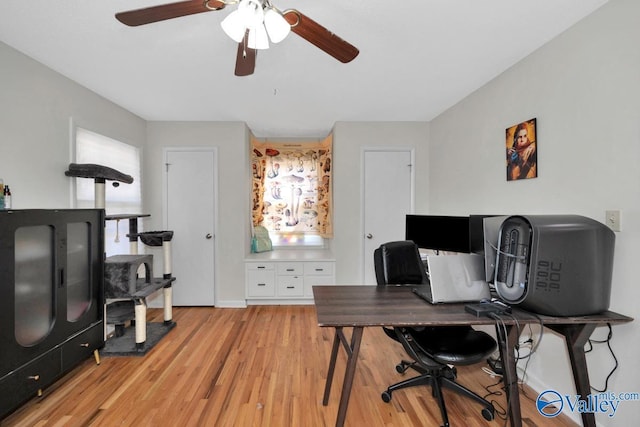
(506, 118), (537, 181)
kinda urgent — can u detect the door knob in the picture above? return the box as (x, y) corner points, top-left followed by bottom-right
(366, 233), (373, 239)
(205, 233), (212, 239)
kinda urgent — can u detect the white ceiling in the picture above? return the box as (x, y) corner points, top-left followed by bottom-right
(0, 0), (608, 137)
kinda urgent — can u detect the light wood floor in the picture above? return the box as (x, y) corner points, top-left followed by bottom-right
(2, 306), (577, 427)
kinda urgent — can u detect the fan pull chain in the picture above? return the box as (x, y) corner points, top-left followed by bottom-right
(243, 30), (248, 58)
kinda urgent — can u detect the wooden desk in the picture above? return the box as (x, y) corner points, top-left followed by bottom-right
(313, 285), (633, 427)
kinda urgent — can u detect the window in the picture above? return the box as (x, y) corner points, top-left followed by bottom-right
(74, 127), (142, 256)
(250, 134), (333, 248)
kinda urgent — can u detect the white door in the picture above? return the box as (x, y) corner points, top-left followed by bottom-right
(363, 149), (414, 284)
(165, 149), (216, 305)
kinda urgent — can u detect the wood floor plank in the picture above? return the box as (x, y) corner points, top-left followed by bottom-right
(2, 306), (577, 427)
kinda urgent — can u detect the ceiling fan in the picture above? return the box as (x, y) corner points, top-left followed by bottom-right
(115, 0), (359, 76)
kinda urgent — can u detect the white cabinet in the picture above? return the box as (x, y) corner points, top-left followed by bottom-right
(303, 262), (334, 297)
(245, 251), (335, 304)
(275, 263), (303, 297)
(246, 263), (276, 297)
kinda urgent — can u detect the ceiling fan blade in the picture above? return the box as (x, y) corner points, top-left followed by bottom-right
(283, 10), (359, 63)
(235, 35), (257, 77)
(116, 0), (226, 27)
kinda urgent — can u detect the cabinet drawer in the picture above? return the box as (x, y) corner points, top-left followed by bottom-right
(277, 275), (304, 297)
(304, 274), (335, 297)
(246, 262), (275, 271)
(0, 349), (62, 416)
(277, 263), (303, 275)
(247, 270), (276, 297)
(62, 322), (104, 372)
(304, 262), (334, 276)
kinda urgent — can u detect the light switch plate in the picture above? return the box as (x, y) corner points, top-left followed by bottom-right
(605, 210), (621, 232)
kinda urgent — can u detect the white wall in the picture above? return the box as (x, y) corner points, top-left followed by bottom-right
(332, 121), (430, 283)
(428, 0), (639, 425)
(0, 38), (432, 303)
(144, 122), (249, 306)
(0, 42), (146, 208)
(141, 121), (430, 304)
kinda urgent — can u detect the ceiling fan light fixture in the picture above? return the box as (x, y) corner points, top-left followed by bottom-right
(264, 8), (290, 43)
(238, 0), (265, 28)
(247, 24), (270, 50)
(221, 10), (246, 43)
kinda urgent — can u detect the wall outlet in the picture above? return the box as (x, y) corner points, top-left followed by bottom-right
(605, 210), (621, 232)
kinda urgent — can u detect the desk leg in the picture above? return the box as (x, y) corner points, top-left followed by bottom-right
(337, 326), (364, 427)
(496, 324), (522, 427)
(323, 327), (344, 405)
(322, 326), (365, 427)
(547, 324), (597, 427)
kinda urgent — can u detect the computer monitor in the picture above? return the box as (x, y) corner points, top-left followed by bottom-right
(405, 215), (470, 253)
(469, 215), (501, 254)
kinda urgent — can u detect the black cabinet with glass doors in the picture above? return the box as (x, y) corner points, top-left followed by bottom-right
(0, 209), (105, 419)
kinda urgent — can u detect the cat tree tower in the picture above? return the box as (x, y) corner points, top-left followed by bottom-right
(65, 163), (176, 355)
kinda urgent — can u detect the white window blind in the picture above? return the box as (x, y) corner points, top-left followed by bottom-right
(75, 127), (142, 256)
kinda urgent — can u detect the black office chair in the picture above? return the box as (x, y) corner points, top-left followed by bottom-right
(374, 241), (496, 427)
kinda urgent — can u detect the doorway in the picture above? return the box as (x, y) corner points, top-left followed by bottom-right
(362, 149), (414, 284)
(164, 148), (217, 305)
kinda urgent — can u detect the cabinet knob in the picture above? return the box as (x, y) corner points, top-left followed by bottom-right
(205, 233), (213, 239)
(366, 233), (373, 239)
(28, 375), (40, 381)
(80, 342), (89, 347)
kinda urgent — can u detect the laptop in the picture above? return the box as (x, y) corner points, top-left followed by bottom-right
(412, 253), (491, 304)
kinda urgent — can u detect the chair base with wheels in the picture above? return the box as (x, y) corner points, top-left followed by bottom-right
(381, 326), (496, 426)
(381, 361), (495, 424)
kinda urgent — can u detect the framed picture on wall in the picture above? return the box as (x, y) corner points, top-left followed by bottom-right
(506, 118), (537, 181)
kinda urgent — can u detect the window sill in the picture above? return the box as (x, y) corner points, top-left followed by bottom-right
(245, 249), (335, 262)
